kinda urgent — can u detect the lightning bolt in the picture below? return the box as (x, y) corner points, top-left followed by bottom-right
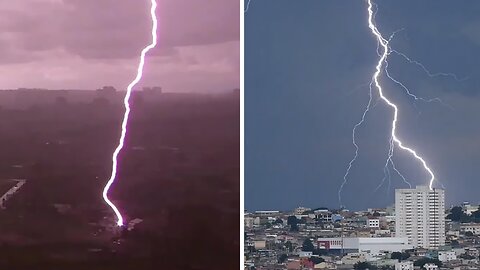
(338, 81), (374, 207)
(245, 0), (252, 13)
(366, 0), (435, 190)
(339, 0), (441, 206)
(102, 0), (158, 227)
(391, 49), (468, 82)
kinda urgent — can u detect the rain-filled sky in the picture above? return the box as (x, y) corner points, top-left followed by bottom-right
(245, 0), (480, 211)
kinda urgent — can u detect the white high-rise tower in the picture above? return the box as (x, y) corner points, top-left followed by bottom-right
(395, 186), (445, 249)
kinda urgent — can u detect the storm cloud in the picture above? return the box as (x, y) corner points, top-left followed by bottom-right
(0, 0), (239, 91)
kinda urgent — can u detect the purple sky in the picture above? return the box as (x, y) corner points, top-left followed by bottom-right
(0, 0), (239, 92)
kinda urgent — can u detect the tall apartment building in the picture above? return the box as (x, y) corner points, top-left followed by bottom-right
(395, 186), (445, 249)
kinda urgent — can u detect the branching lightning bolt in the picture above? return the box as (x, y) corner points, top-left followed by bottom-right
(391, 49), (468, 82)
(245, 0), (252, 13)
(338, 81), (374, 207)
(366, 0), (435, 191)
(338, 0), (440, 206)
(102, 0), (158, 227)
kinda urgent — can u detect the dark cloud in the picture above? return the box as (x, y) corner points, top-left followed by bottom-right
(0, 0), (239, 91)
(245, 0), (480, 211)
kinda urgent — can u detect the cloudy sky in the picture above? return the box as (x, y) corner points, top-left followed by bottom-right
(246, 0), (480, 211)
(0, 0), (239, 92)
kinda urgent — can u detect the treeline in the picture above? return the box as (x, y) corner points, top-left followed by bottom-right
(447, 206), (480, 223)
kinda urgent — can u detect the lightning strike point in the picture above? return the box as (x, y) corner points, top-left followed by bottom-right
(102, 0), (158, 227)
(339, 0), (443, 206)
(366, 0), (435, 190)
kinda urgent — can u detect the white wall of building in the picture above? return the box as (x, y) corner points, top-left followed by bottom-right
(317, 237), (412, 253)
(368, 219), (380, 228)
(298, 251), (313, 258)
(438, 250), (456, 262)
(424, 263), (438, 270)
(395, 186), (445, 249)
(358, 238), (413, 253)
(395, 261), (413, 270)
(461, 223), (480, 235)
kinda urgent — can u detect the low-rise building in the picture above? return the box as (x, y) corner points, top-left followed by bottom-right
(317, 237), (413, 254)
(295, 207), (311, 215)
(465, 247), (479, 257)
(461, 223), (480, 235)
(298, 251), (313, 258)
(368, 219), (380, 228)
(341, 253), (366, 265)
(254, 240), (266, 250)
(371, 258), (397, 268)
(314, 261), (337, 269)
(245, 216), (255, 228)
(395, 261), (413, 270)
(438, 250), (457, 262)
(423, 263), (438, 270)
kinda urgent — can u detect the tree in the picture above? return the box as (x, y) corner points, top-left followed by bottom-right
(273, 218), (283, 224)
(451, 240), (460, 247)
(465, 231), (474, 237)
(354, 262), (377, 270)
(278, 254), (288, 263)
(287, 216), (297, 225)
(290, 225), (299, 231)
(391, 252), (401, 260)
(472, 206), (480, 221)
(447, 206), (468, 222)
(287, 216), (299, 231)
(414, 258), (442, 268)
(302, 239), (315, 252)
(313, 248), (328, 256)
(459, 253), (475, 260)
(285, 241), (293, 252)
(309, 256), (325, 264)
(391, 251), (410, 261)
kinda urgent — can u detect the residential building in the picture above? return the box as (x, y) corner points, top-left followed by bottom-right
(298, 251), (313, 258)
(460, 223), (480, 235)
(341, 253), (366, 265)
(295, 207), (311, 215)
(254, 240), (266, 250)
(368, 219), (380, 228)
(438, 250), (456, 262)
(317, 237), (412, 253)
(245, 216), (254, 228)
(395, 261), (413, 270)
(462, 202), (479, 215)
(465, 248), (479, 257)
(423, 263), (438, 270)
(395, 186), (446, 249)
